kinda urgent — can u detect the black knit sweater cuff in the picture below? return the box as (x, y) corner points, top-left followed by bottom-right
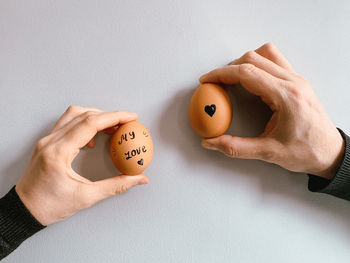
(308, 129), (350, 200)
(0, 186), (45, 258)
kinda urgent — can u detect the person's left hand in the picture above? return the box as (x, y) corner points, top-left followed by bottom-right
(16, 106), (149, 226)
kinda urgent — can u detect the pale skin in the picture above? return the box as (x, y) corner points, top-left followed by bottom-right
(16, 106), (149, 226)
(200, 43), (345, 180)
(15, 43), (345, 226)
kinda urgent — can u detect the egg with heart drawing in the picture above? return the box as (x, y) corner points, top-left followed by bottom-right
(110, 121), (153, 175)
(188, 83), (232, 138)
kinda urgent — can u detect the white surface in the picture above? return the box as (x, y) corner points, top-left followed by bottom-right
(1, 0), (350, 262)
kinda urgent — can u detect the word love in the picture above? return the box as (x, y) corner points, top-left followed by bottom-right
(118, 131), (135, 145)
(125, 146), (147, 160)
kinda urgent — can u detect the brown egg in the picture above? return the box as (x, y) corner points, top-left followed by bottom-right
(188, 83), (232, 138)
(110, 121), (153, 175)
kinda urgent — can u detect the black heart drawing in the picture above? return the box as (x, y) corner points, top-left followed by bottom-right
(204, 104), (216, 117)
(137, 158), (144, 166)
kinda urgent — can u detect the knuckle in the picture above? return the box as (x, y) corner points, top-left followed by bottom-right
(226, 145), (240, 158)
(82, 111), (95, 118)
(290, 87), (303, 100)
(34, 139), (66, 172)
(40, 140), (66, 160)
(219, 138), (240, 158)
(263, 42), (276, 52)
(66, 105), (81, 114)
(82, 112), (97, 126)
(35, 138), (47, 151)
(239, 63), (256, 75)
(42, 144), (60, 157)
(283, 81), (304, 100)
(115, 184), (128, 194)
(242, 51), (257, 63)
(37, 146), (55, 169)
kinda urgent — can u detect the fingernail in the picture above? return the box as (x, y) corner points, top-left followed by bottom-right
(201, 140), (217, 150)
(126, 112), (138, 120)
(199, 74), (207, 83)
(138, 178), (149, 185)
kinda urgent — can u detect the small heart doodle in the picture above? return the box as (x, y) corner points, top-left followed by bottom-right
(137, 158), (144, 166)
(204, 104), (216, 117)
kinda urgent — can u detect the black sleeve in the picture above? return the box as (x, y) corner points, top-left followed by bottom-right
(0, 186), (45, 260)
(308, 129), (350, 200)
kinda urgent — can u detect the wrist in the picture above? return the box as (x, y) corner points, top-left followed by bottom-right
(0, 187), (45, 249)
(314, 129), (345, 180)
(15, 184), (52, 226)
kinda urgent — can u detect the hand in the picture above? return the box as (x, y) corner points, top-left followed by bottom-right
(200, 43), (345, 180)
(16, 106), (149, 226)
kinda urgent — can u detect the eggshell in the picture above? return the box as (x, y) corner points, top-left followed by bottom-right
(188, 83), (232, 138)
(110, 121), (153, 175)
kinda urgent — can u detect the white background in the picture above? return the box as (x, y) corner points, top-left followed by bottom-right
(1, 0), (350, 262)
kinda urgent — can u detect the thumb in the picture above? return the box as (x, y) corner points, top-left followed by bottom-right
(92, 174), (149, 202)
(202, 135), (276, 162)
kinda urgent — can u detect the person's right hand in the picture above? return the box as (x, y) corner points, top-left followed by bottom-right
(200, 43), (345, 180)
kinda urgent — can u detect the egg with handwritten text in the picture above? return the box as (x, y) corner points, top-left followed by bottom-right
(189, 83), (232, 138)
(110, 121), (153, 175)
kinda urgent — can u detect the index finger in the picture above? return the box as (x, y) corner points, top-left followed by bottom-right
(199, 64), (282, 100)
(255, 43), (295, 73)
(62, 111), (138, 152)
(50, 105), (103, 134)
